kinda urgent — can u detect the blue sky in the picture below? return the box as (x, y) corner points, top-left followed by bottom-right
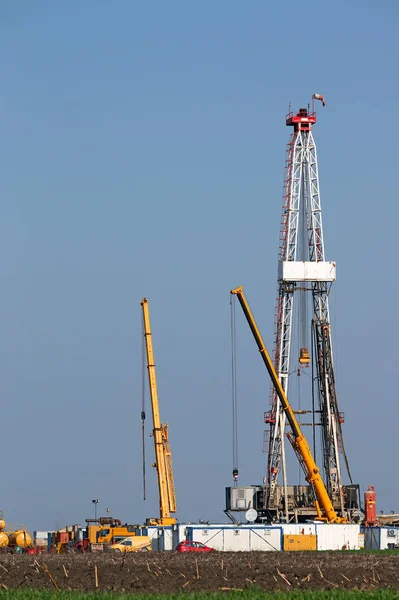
(0, 0), (398, 531)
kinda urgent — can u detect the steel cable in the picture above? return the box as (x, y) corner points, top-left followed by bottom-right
(230, 296), (238, 484)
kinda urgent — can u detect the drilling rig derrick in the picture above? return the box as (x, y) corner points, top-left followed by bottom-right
(259, 95), (360, 522)
(225, 96), (360, 524)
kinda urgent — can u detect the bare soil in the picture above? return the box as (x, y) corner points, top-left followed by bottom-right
(0, 552), (398, 594)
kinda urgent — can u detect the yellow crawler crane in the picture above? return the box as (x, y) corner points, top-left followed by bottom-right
(230, 286), (347, 524)
(141, 298), (177, 526)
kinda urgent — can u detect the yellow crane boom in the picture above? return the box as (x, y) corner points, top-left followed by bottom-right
(141, 298), (176, 526)
(230, 286), (346, 524)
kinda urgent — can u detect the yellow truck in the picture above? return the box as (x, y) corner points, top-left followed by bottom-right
(85, 518), (136, 551)
(97, 525), (136, 544)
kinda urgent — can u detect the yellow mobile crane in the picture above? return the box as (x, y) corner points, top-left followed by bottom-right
(141, 298), (177, 526)
(230, 286), (346, 524)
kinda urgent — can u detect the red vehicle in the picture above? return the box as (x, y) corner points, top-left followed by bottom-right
(176, 541), (214, 553)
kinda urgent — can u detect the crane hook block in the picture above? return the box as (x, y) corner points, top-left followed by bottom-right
(232, 468), (239, 482)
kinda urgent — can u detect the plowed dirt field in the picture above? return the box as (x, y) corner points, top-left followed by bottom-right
(0, 552), (398, 594)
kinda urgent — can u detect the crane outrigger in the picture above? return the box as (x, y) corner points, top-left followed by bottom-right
(141, 298), (177, 526)
(230, 286), (346, 524)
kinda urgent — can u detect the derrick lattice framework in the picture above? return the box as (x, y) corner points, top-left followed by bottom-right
(265, 97), (352, 515)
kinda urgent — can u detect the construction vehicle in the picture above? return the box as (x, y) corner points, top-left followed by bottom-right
(54, 531), (71, 553)
(97, 523), (136, 544)
(141, 298), (177, 526)
(0, 514), (8, 550)
(108, 536), (152, 553)
(230, 286), (347, 524)
(0, 512), (34, 553)
(52, 518), (137, 553)
(83, 517), (136, 550)
(7, 530), (33, 550)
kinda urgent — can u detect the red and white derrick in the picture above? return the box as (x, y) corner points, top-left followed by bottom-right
(265, 94), (352, 517)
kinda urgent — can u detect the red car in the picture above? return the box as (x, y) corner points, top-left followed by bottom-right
(176, 541), (214, 553)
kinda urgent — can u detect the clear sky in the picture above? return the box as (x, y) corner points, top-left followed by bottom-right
(1, 1), (398, 532)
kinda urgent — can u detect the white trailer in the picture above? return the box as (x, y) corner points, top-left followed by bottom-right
(364, 527), (399, 550)
(186, 525), (282, 552)
(315, 523), (361, 550)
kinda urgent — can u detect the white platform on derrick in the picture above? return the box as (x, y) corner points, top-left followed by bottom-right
(278, 261), (336, 282)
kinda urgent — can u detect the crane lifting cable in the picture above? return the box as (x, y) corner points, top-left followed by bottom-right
(230, 296), (239, 484)
(298, 173), (310, 368)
